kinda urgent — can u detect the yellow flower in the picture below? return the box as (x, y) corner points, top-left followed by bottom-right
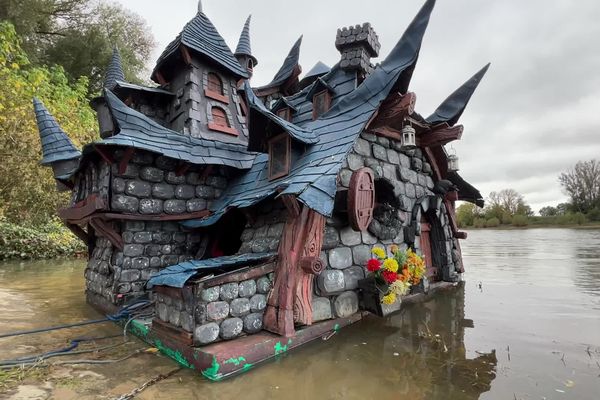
(390, 280), (410, 296)
(372, 247), (386, 259)
(382, 292), (396, 305)
(383, 258), (399, 273)
(390, 244), (399, 254)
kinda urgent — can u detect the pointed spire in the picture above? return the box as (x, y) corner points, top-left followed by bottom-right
(234, 15), (257, 66)
(426, 63), (490, 126)
(258, 36), (303, 89)
(197, 0), (203, 14)
(104, 47), (125, 90)
(32, 98), (81, 166)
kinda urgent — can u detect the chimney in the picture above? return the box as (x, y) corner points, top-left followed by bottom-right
(335, 23), (381, 74)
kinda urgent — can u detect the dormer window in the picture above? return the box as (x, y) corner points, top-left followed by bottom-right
(268, 134), (291, 180)
(205, 72), (229, 104)
(312, 90), (331, 120)
(276, 107), (292, 122)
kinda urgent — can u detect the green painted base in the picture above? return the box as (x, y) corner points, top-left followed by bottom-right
(127, 314), (363, 381)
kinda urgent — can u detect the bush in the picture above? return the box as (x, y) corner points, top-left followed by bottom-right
(512, 215), (529, 227)
(473, 218), (487, 228)
(485, 217), (500, 228)
(0, 218), (86, 260)
(587, 207), (600, 222)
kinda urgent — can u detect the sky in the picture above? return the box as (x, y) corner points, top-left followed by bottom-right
(115, 0), (600, 213)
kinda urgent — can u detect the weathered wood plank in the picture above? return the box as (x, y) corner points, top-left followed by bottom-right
(417, 124), (463, 147)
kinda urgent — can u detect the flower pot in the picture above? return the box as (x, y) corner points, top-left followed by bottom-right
(358, 276), (402, 317)
(410, 276), (429, 294)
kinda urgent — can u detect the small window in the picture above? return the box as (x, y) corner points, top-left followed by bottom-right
(247, 59), (254, 72)
(312, 90), (330, 120)
(276, 107), (291, 122)
(211, 107), (229, 127)
(207, 73), (223, 94)
(268, 134), (291, 180)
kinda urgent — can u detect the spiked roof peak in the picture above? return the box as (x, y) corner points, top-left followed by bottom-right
(104, 47), (125, 90)
(234, 15), (257, 66)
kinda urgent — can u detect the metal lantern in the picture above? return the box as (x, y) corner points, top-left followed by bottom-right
(448, 153), (460, 172)
(401, 124), (416, 149)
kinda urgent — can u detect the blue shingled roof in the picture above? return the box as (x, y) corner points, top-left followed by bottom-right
(255, 36), (302, 90)
(152, 10), (248, 81)
(33, 98), (82, 166)
(426, 63), (490, 126)
(147, 252), (275, 288)
(245, 82), (318, 151)
(92, 90), (257, 169)
(303, 61), (330, 79)
(305, 76), (335, 100)
(104, 47), (125, 90)
(114, 80), (174, 96)
(183, 0), (437, 228)
(234, 15), (257, 66)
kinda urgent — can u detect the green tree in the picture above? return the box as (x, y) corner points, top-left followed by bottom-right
(0, 22), (97, 224)
(0, 0), (155, 93)
(558, 159), (600, 214)
(539, 206), (558, 217)
(456, 203), (481, 227)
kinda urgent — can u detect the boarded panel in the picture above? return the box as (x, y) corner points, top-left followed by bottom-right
(420, 219), (437, 280)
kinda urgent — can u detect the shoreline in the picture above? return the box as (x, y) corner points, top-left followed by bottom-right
(464, 223), (600, 231)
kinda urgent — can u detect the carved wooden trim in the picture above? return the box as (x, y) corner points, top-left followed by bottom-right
(295, 211), (326, 326)
(101, 210), (210, 222)
(65, 223), (89, 243)
(118, 147), (135, 175)
(180, 45), (192, 65)
(59, 194), (106, 221)
(423, 147), (442, 180)
(348, 168), (375, 231)
(368, 92), (416, 130)
(418, 124), (463, 147)
(368, 126), (402, 141)
(207, 122), (239, 136)
(199, 261), (277, 288)
(90, 218), (123, 250)
(281, 194), (300, 218)
(204, 88), (230, 104)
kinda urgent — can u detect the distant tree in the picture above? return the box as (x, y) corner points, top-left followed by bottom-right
(456, 203), (481, 227)
(539, 206), (558, 217)
(558, 159), (600, 214)
(486, 188), (532, 217)
(0, 0), (155, 93)
(556, 203), (571, 215)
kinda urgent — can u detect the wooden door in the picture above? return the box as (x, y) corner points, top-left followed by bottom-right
(420, 217), (437, 281)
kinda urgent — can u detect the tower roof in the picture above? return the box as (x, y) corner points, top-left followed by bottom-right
(32, 98), (81, 166)
(152, 8), (248, 82)
(255, 36), (303, 91)
(104, 47), (125, 90)
(234, 15), (257, 66)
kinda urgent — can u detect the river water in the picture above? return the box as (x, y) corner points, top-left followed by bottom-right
(0, 228), (599, 399)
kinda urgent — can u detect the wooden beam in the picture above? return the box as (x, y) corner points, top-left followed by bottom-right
(368, 92), (416, 130)
(65, 223), (89, 244)
(200, 261), (276, 288)
(152, 318), (193, 346)
(175, 162), (191, 177)
(281, 194), (300, 218)
(155, 70), (167, 86)
(90, 218), (123, 250)
(422, 147), (443, 180)
(118, 147), (135, 175)
(368, 126), (402, 141)
(58, 194), (106, 221)
(180, 45), (192, 65)
(65, 209), (211, 226)
(418, 124), (463, 147)
(94, 145), (114, 165)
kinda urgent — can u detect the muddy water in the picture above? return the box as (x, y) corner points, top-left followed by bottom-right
(0, 228), (599, 399)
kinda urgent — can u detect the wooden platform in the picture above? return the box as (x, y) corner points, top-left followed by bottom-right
(128, 313), (363, 381)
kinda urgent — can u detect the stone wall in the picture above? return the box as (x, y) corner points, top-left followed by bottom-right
(237, 201), (287, 254)
(155, 272), (273, 345)
(110, 149), (227, 215)
(313, 131), (460, 320)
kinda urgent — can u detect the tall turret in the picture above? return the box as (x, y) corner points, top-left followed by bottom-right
(234, 15), (257, 77)
(33, 98), (81, 190)
(104, 47), (125, 90)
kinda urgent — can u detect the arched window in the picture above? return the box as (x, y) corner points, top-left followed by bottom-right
(207, 73), (223, 95)
(211, 107), (229, 127)
(247, 59), (254, 72)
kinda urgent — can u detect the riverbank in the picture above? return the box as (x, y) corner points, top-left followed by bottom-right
(0, 219), (85, 260)
(464, 223), (600, 231)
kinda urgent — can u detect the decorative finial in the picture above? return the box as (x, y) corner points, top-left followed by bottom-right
(197, 0), (202, 14)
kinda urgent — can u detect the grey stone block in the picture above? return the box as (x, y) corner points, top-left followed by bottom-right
(230, 298), (250, 317)
(181, 313), (194, 332)
(328, 247), (353, 269)
(372, 144), (388, 161)
(376, 136), (390, 148)
(155, 156), (177, 170)
(207, 301), (230, 321)
(361, 231), (378, 244)
(340, 227), (361, 246)
(353, 138), (371, 157)
(145, 244), (161, 256)
(122, 232), (134, 243)
(339, 169), (352, 187)
(132, 151), (154, 165)
(399, 153), (410, 168)
(133, 232), (152, 244)
(175, 185), (195, 199)
(139, 199), (163, 214)
(140, 166), (164, 182)
(343, 266), (366, 290)
(120, 269), (140, 282)
(352, 244), (372, 265)
(243, 313), (263, 334)
(114, 163), (139, 178)
(333, 291), (359, 318)
(164, 199), (186, 214)
(172, 232), (186, 243)
(166, 171), (186, 185)
(317, 270), (345, 294)
(220, 317), (243, 340)
(124, 244), (144, 257)
(187, 198), (207, 212)
(361, 131), (377, 142)
(206, 176), (227, 189)
(157, 302), (168, 321)
(347, 153), (364, 171)
(411, 157), (423, 172)
(256, 277), (271, 294)
(323, 226), (340, 250)
(111, 195), (139, 213)
(150, 256), (161, 267)
(219, 283), (239, 301)
(169, 309), (181, 326)
(161, 255), (179, 267)
(112, 177), (125, 193)
(238, 280), (257, 298)
(124, 221), (145, 232)
(267, 223), (285, 238)
(195, 322), (220, 344)
(405, 184), (416, 199)
(312, 296), (333, 322)
(125, 180), (151, 197)
(132, 257), (149, 269)
(249, 294), (267, 312)
(387, 149), (400, 165)
(196, 186), (216, 199)
(152, 183), (175, 199)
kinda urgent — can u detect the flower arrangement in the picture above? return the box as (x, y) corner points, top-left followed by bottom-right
(366, 245), (426, 305)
